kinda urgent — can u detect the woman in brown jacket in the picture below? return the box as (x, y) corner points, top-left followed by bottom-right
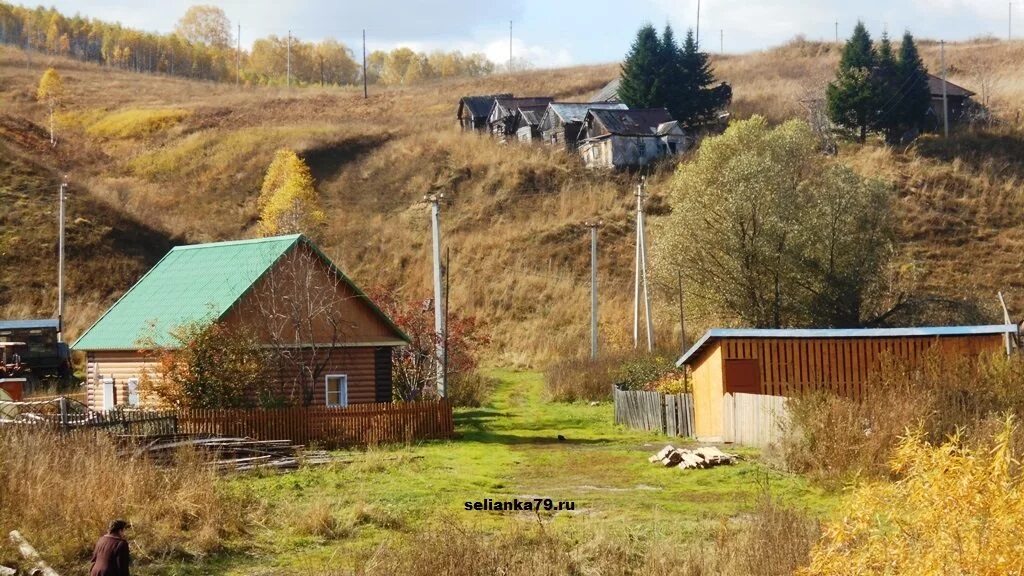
(89, 520), (130, 576)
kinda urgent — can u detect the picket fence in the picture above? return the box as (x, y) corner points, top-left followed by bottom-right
(177, 400), (454, 447)
(613, 387), (695, 438)
(1, 399), (453, 448)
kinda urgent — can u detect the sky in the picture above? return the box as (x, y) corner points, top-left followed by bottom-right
(40, 0), (1024, 68)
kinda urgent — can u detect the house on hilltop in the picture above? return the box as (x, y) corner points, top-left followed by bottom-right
(73, 235), (409, 411)
(927, 74), (976, 128)
(577, 108), (688, 169)
(457, 94), (512, 131)
(487, 96), (554, 140)
(511, 105), (549, 142)
(539, 102), (629, 150)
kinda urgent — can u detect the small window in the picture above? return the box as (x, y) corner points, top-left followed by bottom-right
(127, 377), (140, 407)
(101, 377), (115, 411)
(638, 143), (647, 155)
(325, 374), (348, 407)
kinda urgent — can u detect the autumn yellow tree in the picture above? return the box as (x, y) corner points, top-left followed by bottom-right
(174, 5), (231, 48)
(36, 67), (65, 145)
(257, 149), (325, 238)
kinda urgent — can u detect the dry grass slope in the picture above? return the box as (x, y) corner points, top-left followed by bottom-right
(3, 38), (1024, 362)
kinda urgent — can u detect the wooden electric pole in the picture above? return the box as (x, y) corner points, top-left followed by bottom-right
(362, 29), (368, 98)
(287, 30), (292, 88)
(425, 193), (447, 397)
(584, 220), (603, 359)
(633, 179), (654, 352)
(941, 40), (949, 137)
(57, 177), (67, 343)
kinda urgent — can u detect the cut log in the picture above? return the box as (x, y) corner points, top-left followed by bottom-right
(8, 531), (60, 576)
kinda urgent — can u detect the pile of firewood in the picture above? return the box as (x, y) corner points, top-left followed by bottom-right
(119, 434), (336, 472)
(647, 445), (739, 470)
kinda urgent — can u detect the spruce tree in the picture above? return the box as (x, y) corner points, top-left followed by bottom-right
(678, 28), (724, 126)
(618, 24), (663, 108)
(873, 32), (900, 142)
(826, 21), (878, 142)
(659, 24), (686, 120)
(895, 32), (931, 133)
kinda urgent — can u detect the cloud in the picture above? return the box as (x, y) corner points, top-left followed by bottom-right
(377, 37), (573, 69)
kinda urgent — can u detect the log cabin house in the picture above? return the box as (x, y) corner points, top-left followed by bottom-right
(539, 102), (628, 150)
(73, 235), (409, 411)
(577, 108), (688, 169)
(676, 325), (1017, 441)
(487, 96), (554, 140)
(457, 93), (512, 131)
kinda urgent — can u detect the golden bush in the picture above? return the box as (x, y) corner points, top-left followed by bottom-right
(803, 417), (1024, 575)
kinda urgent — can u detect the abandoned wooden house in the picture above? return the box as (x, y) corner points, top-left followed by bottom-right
(73, 234), (409, 411)
(927, 74), (976, 128)
(676, 325), (1017, 441)
(539, 102), (629, 150)
(457, 93), (512, 131)
(577, 108), (688, 169)
(511, 105), (549, 142)
(487, 96), (554, 140)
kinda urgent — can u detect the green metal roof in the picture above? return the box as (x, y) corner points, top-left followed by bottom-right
(74, 234), (409, 351)
(74, 235), (301, 350)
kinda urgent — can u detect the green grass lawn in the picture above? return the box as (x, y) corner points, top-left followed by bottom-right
(148, 371), (835, 575)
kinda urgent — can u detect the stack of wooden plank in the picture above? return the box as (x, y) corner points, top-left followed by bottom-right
(647, 445), (739, 470)
(119, 434), (336, 472)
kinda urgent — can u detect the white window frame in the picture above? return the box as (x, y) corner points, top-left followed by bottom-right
(126, 377), (140, 408)
(101, 377), (115, 411)
(325, 374), (349, 407)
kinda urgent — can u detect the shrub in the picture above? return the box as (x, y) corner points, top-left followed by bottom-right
(544, 354), (625, 402)
(803, 419), (1023, 575)
(779, 351), (1024, 485)
(446, 373), (496, 407)
(0, 427), (252, 572)
(615, 354), (679, 391)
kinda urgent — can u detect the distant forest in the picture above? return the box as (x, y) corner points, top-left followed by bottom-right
(0, 2), (496, 86)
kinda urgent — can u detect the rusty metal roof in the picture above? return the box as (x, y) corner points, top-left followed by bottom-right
(547, 102), (628, 124)
(587, 108), (675, 136)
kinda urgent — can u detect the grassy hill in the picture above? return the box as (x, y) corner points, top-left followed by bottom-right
(3, 38), (1024, 364)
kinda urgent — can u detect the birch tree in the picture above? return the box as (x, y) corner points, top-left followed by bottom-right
(36, 67), (64, 145)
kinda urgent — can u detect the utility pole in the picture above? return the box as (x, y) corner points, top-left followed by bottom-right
(1011, 2), (1014, 41)
(57, 177), (67, 343)
(362, 29), (368, 98)
(236, 23), (241, 86)
(319, 54), (324, 86)
(695, 0), (701, 47)
(584, 220), (602, 359)
(720, 29), (724, 54)
(426, 193), (447, 397)
(287, 30), (292, 88)
(509, 19), (513, 74)
(633, 179), (654, 352)
(941, 40), (949, 137)
(835, 21), (839, 43)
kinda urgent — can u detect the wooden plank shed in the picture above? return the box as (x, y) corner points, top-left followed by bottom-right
(73, 234), (409, 411)
(676, 325), (1017, 441)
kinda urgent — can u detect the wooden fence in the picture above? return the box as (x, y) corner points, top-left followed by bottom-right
(613, 387), (695, 438)
(721, 393), (789, 447)
(177, 400), (454, 447)
(2, 399), (454, 448)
